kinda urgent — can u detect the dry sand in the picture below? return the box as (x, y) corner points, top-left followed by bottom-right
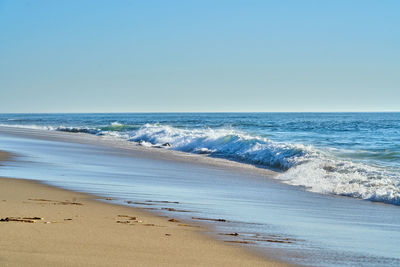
(0, 176), (288, 266)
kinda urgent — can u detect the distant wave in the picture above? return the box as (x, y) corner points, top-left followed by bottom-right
(57, 126), (101, 134)
(0, 124), (54, 131)
(1, 122), (399, 205)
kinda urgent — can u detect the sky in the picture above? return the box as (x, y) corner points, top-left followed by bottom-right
(0, 0), (399, 113)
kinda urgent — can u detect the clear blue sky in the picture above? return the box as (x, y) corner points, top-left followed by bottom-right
(1, 0), (399, 112)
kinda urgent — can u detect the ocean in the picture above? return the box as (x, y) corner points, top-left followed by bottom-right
(1, 112), (399, 266)
(1, 112), (399, 205)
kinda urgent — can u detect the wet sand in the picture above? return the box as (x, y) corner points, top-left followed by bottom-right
(0, 150), (11, 162)
(0, 156), (288, 266)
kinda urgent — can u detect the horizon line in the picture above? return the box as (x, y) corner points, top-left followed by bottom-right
(1, 111), (399, 114)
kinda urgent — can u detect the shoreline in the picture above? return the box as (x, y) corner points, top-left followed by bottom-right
(2, 123), (400, 266)
(0, 149), (289, 266)
(0, 125), (280, 178)
(0, 176), (288, 266)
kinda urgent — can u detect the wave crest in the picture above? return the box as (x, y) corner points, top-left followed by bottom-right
(129, 124), (313, 170)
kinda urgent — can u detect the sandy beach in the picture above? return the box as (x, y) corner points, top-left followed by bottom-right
(2, 123), (399, 266)
(0, 152), (287, 266)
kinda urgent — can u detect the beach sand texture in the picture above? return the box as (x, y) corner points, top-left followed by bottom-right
(0, 172), (287, 266)
(0, 151), (11, 162)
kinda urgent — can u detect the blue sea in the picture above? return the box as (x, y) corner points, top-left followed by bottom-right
(1, 112), (400, 266)
(1, 112), (399, 205)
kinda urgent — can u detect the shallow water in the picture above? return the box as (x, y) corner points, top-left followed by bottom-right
(1, 128), (399, 266)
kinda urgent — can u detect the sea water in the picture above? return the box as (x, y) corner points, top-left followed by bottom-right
(0, 112), (399, 266)
(1, 112), (399, 205)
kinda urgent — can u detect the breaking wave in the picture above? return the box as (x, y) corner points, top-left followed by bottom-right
(128, 124), (316, 170)
(278, 157), (400, 205)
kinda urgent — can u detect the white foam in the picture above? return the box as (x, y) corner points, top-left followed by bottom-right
(111, 122), (123, 126)
(278, 157), (400, 205)
(0, 124), (56, 131)
(127, 124), (311, 169)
